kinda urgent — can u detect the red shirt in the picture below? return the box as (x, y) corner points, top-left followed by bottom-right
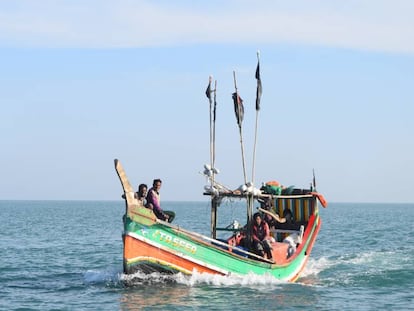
(252, 221), (270, 242)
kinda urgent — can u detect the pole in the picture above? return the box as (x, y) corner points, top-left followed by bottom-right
(212, 80), (217, 181)
(251, 110), (259, 185)
(206, 76), (218, 239)
(211, 80), (218, 239)
(207, 76), (213, 180)
(252, 51), (262, 187)
(233, 71), (247, 185)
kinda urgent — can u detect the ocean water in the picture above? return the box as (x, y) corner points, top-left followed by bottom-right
(1, 200), (413, 311)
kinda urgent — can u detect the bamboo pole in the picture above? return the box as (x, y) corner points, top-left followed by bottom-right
(233, 70), (247, 185)
(252, 51), (262, 188)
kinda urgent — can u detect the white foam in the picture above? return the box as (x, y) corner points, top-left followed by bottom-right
(300, 257), (332, 277)
(164, 271), (284, 287)
(120, 271), (178, 285)
(87, 261), (337, 288)
(117, 270), (286, 287)
(83, 268), (122, 284)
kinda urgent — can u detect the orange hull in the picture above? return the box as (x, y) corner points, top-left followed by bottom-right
(289, 217), (321, 282)
(124, 234), (226, 275)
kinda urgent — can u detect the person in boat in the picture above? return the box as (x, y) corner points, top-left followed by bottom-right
(146, 178), (175, 223)
(259, 197), (277, 228)
(251, 212), (273, 260)
(136, 183), (148, 206)
(121, 183), (148, 205)
(283, 208), (294, 224)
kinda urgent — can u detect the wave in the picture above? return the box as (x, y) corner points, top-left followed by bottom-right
(302, 257), (333, 277)
(83, 268), (123, 286)
(84, 269), (287, 288)
(300, 249), (414, 288)
(83, 247), (413, 289)
(176, 271), (285, 287)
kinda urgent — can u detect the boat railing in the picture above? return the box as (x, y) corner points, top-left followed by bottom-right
(155, 219), (274, 264)
(204, 192), (315, 200)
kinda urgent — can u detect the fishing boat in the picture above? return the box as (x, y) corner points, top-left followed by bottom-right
(114, 56), (328, 282)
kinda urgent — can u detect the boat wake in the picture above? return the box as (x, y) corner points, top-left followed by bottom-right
(83, 268), (123, 286)
(83, 257), (335, 288)
(176, 271), (285, 287)
(121, 271), (178, 286)
(118, 270), (287, 288)
(297, 249), (413, 288)
(301, 257), (332, 278)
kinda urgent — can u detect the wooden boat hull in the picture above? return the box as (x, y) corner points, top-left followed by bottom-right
(115, 159), (324, 282)
(122, 205), (321, 282)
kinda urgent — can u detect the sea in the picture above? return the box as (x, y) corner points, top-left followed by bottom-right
(1, 200), (413, 311)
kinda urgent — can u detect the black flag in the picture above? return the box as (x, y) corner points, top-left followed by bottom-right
(232, 92), (244, 127)
(213, 81), (217, 122)
(205, 80), (212, 100)
(255, 61), (262, 110)
(313, 169), (316, 189)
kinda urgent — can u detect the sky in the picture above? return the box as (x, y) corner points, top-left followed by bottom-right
(0, 0), (413, 203)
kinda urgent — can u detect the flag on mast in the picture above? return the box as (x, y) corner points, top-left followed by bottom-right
(232, 92), (244, 127)
(213, 80), (217, 122)
(205, 79), (212, 100)
(255, 58), (262, 111)
(313, 169), (317, 189)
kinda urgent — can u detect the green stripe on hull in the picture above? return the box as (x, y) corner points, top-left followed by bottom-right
(124, 214), (320, 281)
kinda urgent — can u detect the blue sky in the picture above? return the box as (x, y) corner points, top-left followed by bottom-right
(0, 0), (413, 203)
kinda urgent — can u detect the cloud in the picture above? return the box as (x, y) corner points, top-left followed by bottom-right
(0, 0), (413, 53)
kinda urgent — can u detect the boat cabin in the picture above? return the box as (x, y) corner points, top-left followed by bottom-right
(205, 189), (320, 262)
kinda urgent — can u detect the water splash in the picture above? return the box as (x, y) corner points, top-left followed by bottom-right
(301, 257), (333, 278)
(176, 271), (284, 287)
(83, 257), (343, 289)
(120, 271), (178, 286)
(83, 268), (122, 286)
(110, 270), (287, 288)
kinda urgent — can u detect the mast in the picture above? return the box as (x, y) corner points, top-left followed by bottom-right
(248, 52), (263, 232)
(251, 51), (262, 187)
(206, 76), (218, 239)
(206, 55), (263, 239)
(232, 71), (247, 185)
(232, 70), (254, 238)
(211, 80), (218, 239)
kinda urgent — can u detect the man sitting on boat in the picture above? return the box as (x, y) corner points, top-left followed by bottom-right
(136, 183), (148, 206)
(121, 184), (146, 202)
(146, 178), (175, 223)
(251, 212), (273, 260)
